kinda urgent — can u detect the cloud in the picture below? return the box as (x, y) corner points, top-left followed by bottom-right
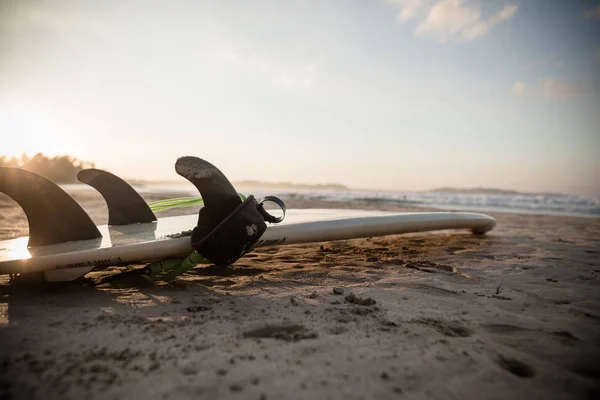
(537, 78), (580, 99)
(511, 81), (526, 96)
(511, 78), (580, 100)
(584, 5), (600, 19)
(386, 0), (519, 42)
(415, 0), (519, 42)
(386, 0), (430, 22)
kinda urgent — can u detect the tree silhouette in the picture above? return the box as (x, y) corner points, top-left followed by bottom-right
(0, 153), (95, 183)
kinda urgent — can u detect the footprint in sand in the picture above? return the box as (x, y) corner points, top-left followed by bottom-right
(497, 355), (536, 378)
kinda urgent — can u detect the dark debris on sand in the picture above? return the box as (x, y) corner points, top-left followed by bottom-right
(242, 324), (318, 342)
(344, 293), (376, 306)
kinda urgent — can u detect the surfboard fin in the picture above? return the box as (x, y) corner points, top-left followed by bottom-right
(77, 168), (157, 225)
(175, 156), (242, 213)
(0, 167), (102, 247)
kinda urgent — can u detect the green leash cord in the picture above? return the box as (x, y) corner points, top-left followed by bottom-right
(148, 193), (247, 213)
(97, 251), (209, 285)
(143, 251), (210, 281)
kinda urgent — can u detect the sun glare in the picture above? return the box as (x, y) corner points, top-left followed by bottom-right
(0, 106), (79, 158)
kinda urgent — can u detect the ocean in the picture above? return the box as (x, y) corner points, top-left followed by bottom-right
(91, 183), (599, 218)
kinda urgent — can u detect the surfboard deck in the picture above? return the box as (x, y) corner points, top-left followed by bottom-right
(0, 209), (496, 276)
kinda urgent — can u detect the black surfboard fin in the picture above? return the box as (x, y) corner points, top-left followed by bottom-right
(175, 156), (243, 215)
(77, 169), (157, 226)
(0, 167), (102, 247)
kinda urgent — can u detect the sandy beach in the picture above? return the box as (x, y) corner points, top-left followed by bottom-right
(0, 189), (599, 400)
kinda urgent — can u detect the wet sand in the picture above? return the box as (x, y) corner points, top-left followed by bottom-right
(0, 190), (599, 400)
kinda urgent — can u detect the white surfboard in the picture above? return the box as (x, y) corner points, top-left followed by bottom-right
(0, 209), (496, 279)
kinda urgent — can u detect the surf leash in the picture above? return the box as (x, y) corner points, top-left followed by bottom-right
(148, 193), (247, 213)
(93, 252), (206, 285)
(98, 156), (286, 285)
(144, 251), (209, 281)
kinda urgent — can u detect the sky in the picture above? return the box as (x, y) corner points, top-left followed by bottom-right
(0, 0), (599, 195)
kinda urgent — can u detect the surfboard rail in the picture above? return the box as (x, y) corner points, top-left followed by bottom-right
(0, 210), (496, 275)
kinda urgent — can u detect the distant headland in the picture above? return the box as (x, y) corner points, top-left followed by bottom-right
(234, 180), (349, 191)
(427, 187), (565, 196)
(428, 187), (520, 195)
